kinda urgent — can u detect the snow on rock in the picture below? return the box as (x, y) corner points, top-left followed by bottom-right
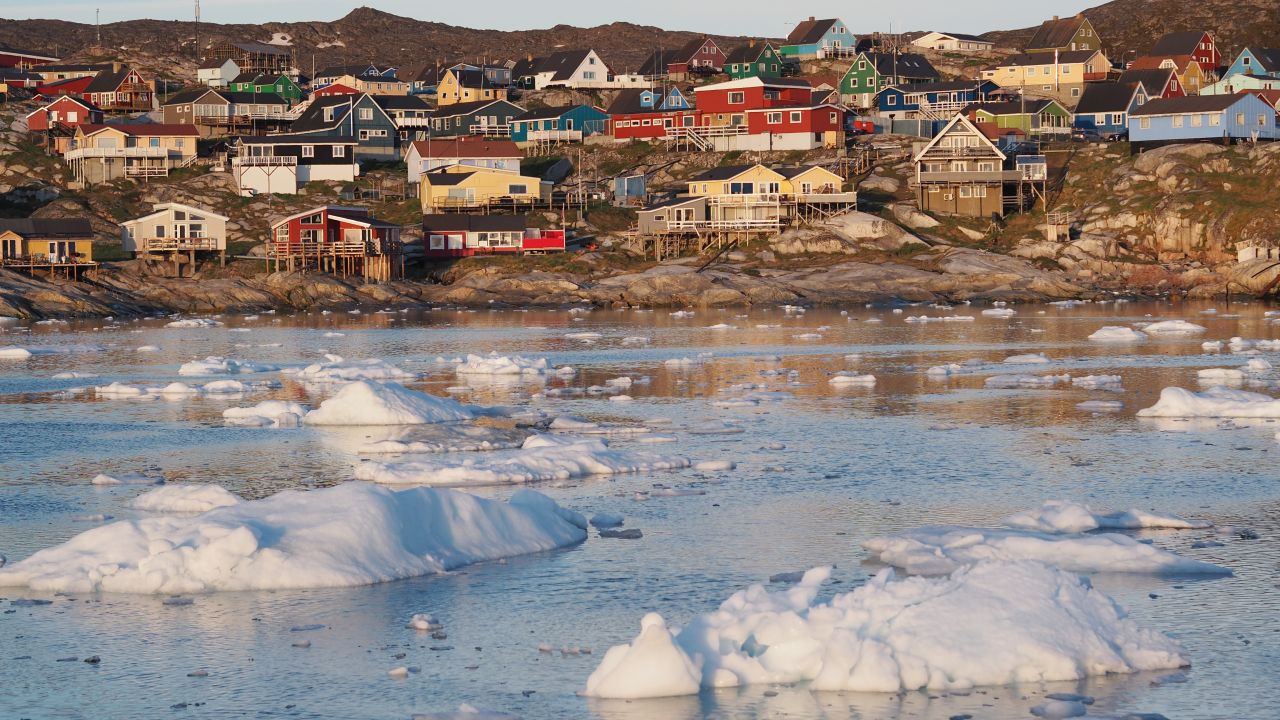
(454, 353), (547, 376)
(829, 372), (876, 386)
(582, 561), (1188, 697)
(165, 318), (223, 328)
(1137, 386), (1280, 418)
(223, 401), (308, 427)
(91, 472), (162, 486)
(862, 526), (1228, 575)
(1141, 320), (1207, 335)
(1088, 327), (1148, 342)
(291, 355), (414, 383)
(1004, 500), (1211, 534)
(1003, 353), (1050, 364)
(178, 357), (278, 376)
(304, 381), (475, 425)
(353, 434), (689, 487)
(0, 483), (586, 593)
(131, 484), (242, 513)
(0, 347), (32, 359)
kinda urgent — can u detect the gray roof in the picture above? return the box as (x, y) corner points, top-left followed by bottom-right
(1026, 16), (1089, 50)
(421, 214), (526, 232)
(238, 133), (355, 144)
(1151, 31), (1208, 57)
(1074, 82), (1141, 113)
(861, 52), (940, 80)
(1131, 94), (1254, 116)
(0, 217), (93, 238)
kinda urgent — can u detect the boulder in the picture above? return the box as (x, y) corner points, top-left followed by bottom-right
(891, 203), (940, 229)
(859, 174), (900, 193)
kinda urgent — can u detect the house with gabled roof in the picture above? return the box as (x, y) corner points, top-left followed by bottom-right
(841, 52), (941, 108)
(206, 41), (294, 77)
(64, 124), (199, 185)
(1128, 54), (1207, 95)
(876, 80), (1000, 119)
(724, 42), (783, 80)
(119, 203), (230, 276)
(313, 64), (396, 88)
(1073, 82), (1148, 137)
(1117, 67), (1183, 99)
(428, 99), (525, 139)
(0, 45), (59, 69)
(422, 214), (565, 258)
(289, 93), (400, 160)
(1128, 93), (1280, 149)
(981, 49), (1110, 106)
(912, 113), (1017, 218)
(911, 32), (994, 53)
(418, 166), (549, 212)
(404, 137), (523, 185)
(0, 217), (95, 278)
(781, 17), (857, 59)
(1202, 73), (1280, 96)
(1224, 48), (1280, 80)
(510, 105), (609, 144)
(267, 205), (403, 281)
(25, 96), (103, 152)
(161, 88), (291, 135)
(963, 99), (1073, 136)
(1150, 31), (1220, 77)
(513, 49), (643, 90)
(226, 72), (303, 104)
(606, 87), (697, 141)
(638, 37), (727, 80)
(375, 95), (434, 138)
(84, 65), (154, 112)
(31, 63), (107, 83)
(198, 58), (239, 88)
(232, 133), (358, 196)
(1025, 14), (1101, 53)
(436, 67), (509, 106)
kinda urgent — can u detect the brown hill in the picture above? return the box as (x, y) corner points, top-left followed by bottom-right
(983, 0), (1280, 61)
(0, 6), (753, 80)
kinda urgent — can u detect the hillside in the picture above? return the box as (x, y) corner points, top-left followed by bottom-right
(984, 0), (1280, 60)
(0, 7), (753, 81)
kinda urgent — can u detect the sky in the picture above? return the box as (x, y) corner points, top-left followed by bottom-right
(7, 1), (1102, 36)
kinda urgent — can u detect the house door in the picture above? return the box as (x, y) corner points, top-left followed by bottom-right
(174, 224), (187, 239)
(51, 241), (73, 262)
(1, 237), (17, 258)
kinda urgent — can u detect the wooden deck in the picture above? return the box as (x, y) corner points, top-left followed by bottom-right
(0, 256), (98, 279)
(264, 240), (403, 282)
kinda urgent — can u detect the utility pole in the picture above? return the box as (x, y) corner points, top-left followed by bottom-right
(194, 0), (200, 60)
(95, 9), (101, 48)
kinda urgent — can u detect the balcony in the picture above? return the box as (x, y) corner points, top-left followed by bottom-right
(797, 192), (859, 204)
(914, 170), (1022, 184)
(526, 129), (583, 142)
(232, 155), (299, 167)
(918, 145), (1004, 158)
(139, 237), (223, 252)
(65, 146), (169, 160)
(707, 193), (781, 205)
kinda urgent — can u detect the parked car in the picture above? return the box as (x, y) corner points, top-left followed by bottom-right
(1071, 128), (1102, 142)
(1103, 129), (1128, 142)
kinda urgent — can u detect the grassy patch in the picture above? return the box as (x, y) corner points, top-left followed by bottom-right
(584, 204), (636, 233)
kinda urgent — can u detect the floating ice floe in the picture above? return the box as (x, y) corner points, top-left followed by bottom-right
(1071, 375), (1123, 390)
(861, 526), (1228, 575)
(357, 426), (527, 455)
(1088, 326), (1148, 342)
(453, 353), (548, 376)
(829, 372), (876, 386)
(1198, 368), (1245, 382)
(1138, 386), (1280, 418)
(0, 346), (34, 359)
(981, 308), (1016, 318)
(590, 512), (625, 529)
(223, 400), (308, 427)
(289, 354), (414, 383)
(131, 484), (242, 514)
(925, 363), (965, 377)
(1202, 340), (1224, 352)
(91, 472), (163, 486)
(984, 374), (1071, 388)
(1002, 353), (1050, 364)
(52, 371), (98, 380)
(905, 315), (974, 323)
(0, 483), (585, 593)
(1004, 500), (1211, 534)
(410, 704), (517, 720)
(93, 380), (276, 401)
(565, 332), (602, 339)
(1076, 400), (1123, 412)
(792, 333), (824, 340)
(304, 381), (475, 425)
(1141, 320), (1207, 335)
(582, 561), (1188, 698)
(136, 345), (159, 353)
(178, 356), (279, 376)
(353, 434), (689, 487)
(164, 318), (223, 329)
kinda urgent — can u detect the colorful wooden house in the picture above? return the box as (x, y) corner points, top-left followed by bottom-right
(422, 214), (565, 258)
(312, 83), (360, 98)
(1073, 82), (1148, 137)
(428, 99), (525, 138)
(197, 58), (239, 88)
(436, 67), (510, 106)
(514, 49), (624, 90)
(31, 63), (105, 83)
(781, 17), (857, 59)
(289, 93), (400, 161)
(1202, 74), (1280, 96)
(724, 42), (783, 80)
(638, 37), (727, 79)
(34, 76), (95, 99)
(1150, 31), (1220, 77)
(0, 45), (59, 69)
(64, 124), (198, 185)
(841, 52), (941, 108)
(226, 72), (303, 105)
(375, 95), (435, 139)
(963, 99), (1073, 136)
(981, 49), (1110, 106)
(1223, 48), (1280, 80)
(161, 89), (291, 135)
(119, 203), (229, 276)
(25, 96), (103, 152)
(313, 64), (397, 88)
(606, 88), (695, 141)
(1128, 55), (1209, 95)
(509, 105), (609, 144)
(875, 80), (1000, 119)
(1025, 14), (1101, 53)
(232, 134), (358, 196)
(0, 217), (94, 278)
(402, 63), (444, 96)
(404, 138), (523, 185)
(1129, 93), (1280, 149)
(912, 114), (1016, 218)
(84, 65), (154, 112)
(418, 166), (549, 212)
(910, 32), (995, 53)
(267, 205), (403, 281)
(1117, 67), (1183, 99)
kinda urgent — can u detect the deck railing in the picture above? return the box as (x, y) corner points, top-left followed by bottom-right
(139, 237), (223, 252)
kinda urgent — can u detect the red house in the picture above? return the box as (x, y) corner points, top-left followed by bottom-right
(692, 76), (815, 114)
(605, 88), (698, 141)
(25, 96), (103, 132)
(422, 214), (565, 258)
(84, 66), (154, 112)
(35, 76), (94, 99)
(268, 206), (404, 281)
(744, 104), (845, 137)
(637, 37), (727, 79)
(313, 83), (360, 98)
(0, 45), (58, 69)
(1150, 31), (1220, 76)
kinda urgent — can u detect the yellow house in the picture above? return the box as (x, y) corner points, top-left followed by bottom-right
(685, 163), (845, 197)
(333, 74), (409, 96)
(65, 123), (199, 185)
(981, 49), (1110, 106)
(436, 68), (510, 107)
(0, 217), (96, 277)
(418, 166), (549, 211)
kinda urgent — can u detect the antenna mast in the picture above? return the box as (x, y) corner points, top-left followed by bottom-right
(194, 0), (201, 60)
(95, 9), (101, 48)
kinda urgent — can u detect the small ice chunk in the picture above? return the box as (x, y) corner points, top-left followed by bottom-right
(1088, 326), (1147, 342)
(590, 513), (625, 528)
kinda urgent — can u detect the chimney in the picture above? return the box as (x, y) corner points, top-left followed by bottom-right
(1052, 15), (1059, 21)
(808, 16), (815, 21)
(112, 61), (122, 72)
(749, 39), (756, 48)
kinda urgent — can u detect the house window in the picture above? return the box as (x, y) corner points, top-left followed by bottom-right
(728, 91), (745, 104)
(1140, 117), (1150, 129)
(429, 234), (446, 250)
(1236, 112), (1245, 124)
(975, 186), (987, 198)
(583, 71), (596, 80)
(1071, 87), (1081, 97)
(359, 108), (373, 120)
(766, 112), (782, 123)
(959, 186), (973, 198)
(886, 96), (897, 106)
(1110, 113), (1123, 125)
(509, 184), (528, 194)
(1191, 114), (1203, 127)
(1061, 65), (1071, 73)
(1028, 67), (1036, 76)
(849, 78), (859, 88)
(978, 162), (994, 171)
(334, 145), (346, 157)
(302, 145), (314, 157)
(275, 226), (289, 242)
(1260, 114), (1269, 126)
(790, 111), (802, 122)
(1210, 114), (1221, 126)
(324, 107), (336, 122)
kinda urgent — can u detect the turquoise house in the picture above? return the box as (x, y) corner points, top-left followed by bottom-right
(1223, 48), (1280, 80)
(509, 104), (609, 143)
(780, 17), (857, 60)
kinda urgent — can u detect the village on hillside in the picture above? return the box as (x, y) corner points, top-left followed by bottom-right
(2, 11), (1280, 298)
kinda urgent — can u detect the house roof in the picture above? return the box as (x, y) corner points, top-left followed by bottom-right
(1131, 93), (1255, 116)
(164, 88), (219, 105)
(237, 133), (355, 145)
(1074, 82), (1142, 113)
(198, 57), (234, 70)
(375, 95), (433, 111)
(964, 99), (1059, 116)
(420, 171), (476, 186)
(449, 68), (492, 88)
(547, 50), (599, 82)
(641, 196), (705, 212)
(725, 43), (772, 64)
(36, 63), (107, 73)
(1151, 31), (1208, 57)
(926, 31), (990, 43)
(1026, 15), (1089, 50)
(271, 205), (371, 228)
(37, 77), (93, 94)
(1129, 55), (1195, 72)
(291, 94), (391, 132)
(1117, 67), (1175, 95)
(995, 50), (1100, 68)
(694, 76), (812, 93)
(430, 99), (522, 120)
(401, 63), (444, 84)
(1245, 48), (1280, 74)
(0, 217), (92, 238)
(1240, 88), (1280, 108)
(513, 104), (597, 122)
(231, 41), (292, 56)
(84, 66), (137, 94)
(25, 95), (99, 120)
(0, 45), (59, 62)
(328, 213), (401, 230)
(859, 52), (940, 79)
(914, 113), (1005, 162)
(409, 138), (522, 159)
(638, 50), (668, 77)
(606, 88), (685, 115)
(421, 214), (526, 232)
(79, 123), (198, 137)
(221, 91), (288, 104)
(689, 164), (783, 182)
(786, 18), (839, 46)
(127, 202), (230, 224)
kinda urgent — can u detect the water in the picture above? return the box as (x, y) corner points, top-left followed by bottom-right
(1, 301), (1278, 719)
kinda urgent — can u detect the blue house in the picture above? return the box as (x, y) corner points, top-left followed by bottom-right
(1129, 93), (1279, 149)
(509, 104), (609, 143)
(781, 17), (857, 59)
(1223, 48), (1280, 80)
(1073, 82), (1148, 137)
(290, 93), (401, 161)
(875, 80), (999, 117)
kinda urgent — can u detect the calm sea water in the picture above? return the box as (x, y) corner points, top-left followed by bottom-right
(1, 301), (1277, 720)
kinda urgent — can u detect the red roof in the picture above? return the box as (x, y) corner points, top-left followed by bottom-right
(315, 83), (359, 96)
(79, 123), (199, 137)
(409, 137), (522, 159)
(1129, 55), (1196, 72)
(1240, 89), (1280, 109)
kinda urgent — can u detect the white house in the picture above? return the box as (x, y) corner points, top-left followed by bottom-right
(911, 32), (995, 53)
(197, 58), (240, 88)
(232, 134), (359, 196)
(403, 137), (523, 185)
(516, 49), (649, 90)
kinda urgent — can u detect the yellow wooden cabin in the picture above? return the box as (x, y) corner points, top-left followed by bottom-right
(0, 218), (96, 278)
(418, 166), (549, 211)
(436, 68), (511, 107)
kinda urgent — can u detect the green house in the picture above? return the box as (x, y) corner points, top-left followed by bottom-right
(227, 72), (302, 105)
(965, 99), (1073, 134)
(839, 52), (939, 109)
(723, 43), (782, 80)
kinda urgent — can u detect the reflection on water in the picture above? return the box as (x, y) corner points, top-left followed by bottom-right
(1, 301), (1279, 719)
